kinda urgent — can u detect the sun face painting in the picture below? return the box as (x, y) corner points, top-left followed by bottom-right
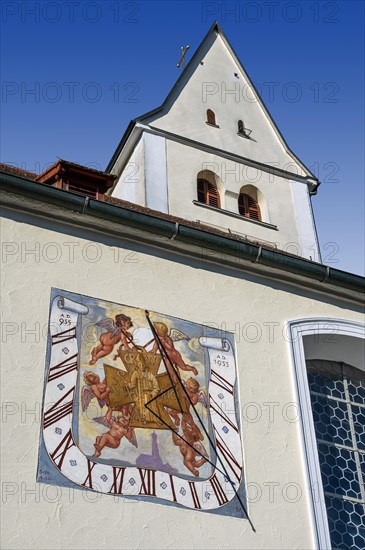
(37, 289), (247, 519)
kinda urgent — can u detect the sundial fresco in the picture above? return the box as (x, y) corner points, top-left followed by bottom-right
(37, 289), (249, 521)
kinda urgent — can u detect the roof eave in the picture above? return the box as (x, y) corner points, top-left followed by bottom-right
(1, 170), (363, 300)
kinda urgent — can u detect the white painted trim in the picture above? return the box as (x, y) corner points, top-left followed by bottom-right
(144, 133), (168, 213)
(287, 318), (365, 550)
(109, 127), (143, 180)
(290, 180), (321, 261)
(135, 123), (313, 186)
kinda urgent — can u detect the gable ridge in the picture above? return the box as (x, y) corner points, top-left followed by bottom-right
(106, 22), (318, 189)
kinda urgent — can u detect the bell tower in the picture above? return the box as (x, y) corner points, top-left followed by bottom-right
(107, 22), (320, 261)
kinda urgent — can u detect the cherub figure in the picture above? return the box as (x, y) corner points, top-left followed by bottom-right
(166, 378), (207, 431)
(172, 424), (208, 477)
(184, 377), (208, 408)
(93, 407), (137, 458)
(90, 314), (133, 365)
(181, 377), (208, 439)
(152, 322), (198, 383)
(81, 372), (111, 412)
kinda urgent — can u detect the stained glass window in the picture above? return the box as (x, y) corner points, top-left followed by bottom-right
(307, 360), (365, 549)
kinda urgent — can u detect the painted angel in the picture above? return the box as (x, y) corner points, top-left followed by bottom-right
(180, 377), (209, 441)
(93, 408), (137, 457)
(89, 314), (134, 365)
(81, 372), (110, 412)
(167, 377), (207, 431)
(172, 424), (208, 477)
(184, 377), (208, 408)
(152, 322), (199, 382)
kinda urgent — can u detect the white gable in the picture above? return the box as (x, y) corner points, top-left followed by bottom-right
(141, 27), (310, 179)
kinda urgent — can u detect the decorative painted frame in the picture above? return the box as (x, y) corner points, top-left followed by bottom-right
(288, 318), (365, 549)
(37, 288), (249, 521)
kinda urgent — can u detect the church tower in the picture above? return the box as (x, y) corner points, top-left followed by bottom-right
(107, 22), (320, 261)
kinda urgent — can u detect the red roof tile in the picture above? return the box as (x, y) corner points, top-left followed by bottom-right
(0, 163), (37, 180)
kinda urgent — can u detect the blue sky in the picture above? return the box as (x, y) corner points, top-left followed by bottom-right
(1, 1), (364, 275)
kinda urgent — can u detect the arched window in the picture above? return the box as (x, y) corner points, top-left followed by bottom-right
(206, 109), (216, 126)
(197, 178), (220, 208)
(238, 192), (261, 221)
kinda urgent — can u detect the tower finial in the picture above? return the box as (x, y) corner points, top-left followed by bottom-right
(177, 45), (190, 68)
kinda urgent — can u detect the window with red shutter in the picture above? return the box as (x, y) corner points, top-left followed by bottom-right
(238, 192), (261, 221)
(206, 109), (216, 125)
(197, 178), (220, 208)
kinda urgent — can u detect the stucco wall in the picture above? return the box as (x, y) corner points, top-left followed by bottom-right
(1, 209), (362, 550)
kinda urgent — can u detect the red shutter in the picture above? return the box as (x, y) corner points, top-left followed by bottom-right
(206, 182), (220, 208)
(238, 193), (261, 221)
(206, 109), (216, 125)
(197, 179), (206, 203)
(197, 179), (220, 208)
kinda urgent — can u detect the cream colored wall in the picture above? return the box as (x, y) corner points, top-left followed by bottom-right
(1, 212), (362, 550)
(146, 33), (307, 177)
(166, 139), (303, 251)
